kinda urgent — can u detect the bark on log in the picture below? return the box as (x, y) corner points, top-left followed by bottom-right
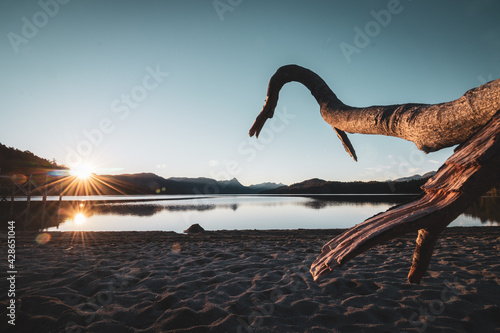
(310, 111), (500, 283)
(250, 65), (500, 158)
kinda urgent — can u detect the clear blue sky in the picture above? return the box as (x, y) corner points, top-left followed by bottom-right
(1, 0), (499, 185)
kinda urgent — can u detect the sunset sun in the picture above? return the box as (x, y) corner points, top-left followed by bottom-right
(70, 163), (95, 180)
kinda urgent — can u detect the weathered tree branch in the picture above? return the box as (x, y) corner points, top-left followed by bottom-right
(249, 64), (500, 284)
(250, 65), (500, 157)
(407, 225), (448, 284)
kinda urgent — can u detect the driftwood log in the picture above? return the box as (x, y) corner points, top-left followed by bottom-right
(250, 65), (500, 160)
(249, 64), (500, 283)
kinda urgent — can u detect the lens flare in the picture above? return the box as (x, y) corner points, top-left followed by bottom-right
(35, 233), (51, 245)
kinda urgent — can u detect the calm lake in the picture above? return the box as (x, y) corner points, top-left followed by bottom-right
(3, 195), (498, 233)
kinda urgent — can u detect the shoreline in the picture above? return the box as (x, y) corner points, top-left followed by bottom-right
(3, 227), (499, 332)
(2, 195), (497, 233)
(12, 225), (500, 242)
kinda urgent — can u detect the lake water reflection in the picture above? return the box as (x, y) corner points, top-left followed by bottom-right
(2, 195), (497, 233)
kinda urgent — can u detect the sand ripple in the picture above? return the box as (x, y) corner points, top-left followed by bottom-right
(1, 227), (499, 332)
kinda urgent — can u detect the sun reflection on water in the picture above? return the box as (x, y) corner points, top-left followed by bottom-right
(64, 212), (87, 226)
(74, 213), (86, 225)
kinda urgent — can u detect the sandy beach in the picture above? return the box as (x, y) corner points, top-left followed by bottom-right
(2, 227), (500, 332)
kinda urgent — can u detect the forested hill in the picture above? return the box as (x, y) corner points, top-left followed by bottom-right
(263, 177), (500, 196)
(262, 177), (431, 195)
(0, 142), (66, 175)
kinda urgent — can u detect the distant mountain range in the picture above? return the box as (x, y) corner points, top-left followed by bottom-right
(390, 171), (436, 183)
(1, 142), (498, 196)
(110, 173), (284, 195)
(0, 143), (284, 195)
